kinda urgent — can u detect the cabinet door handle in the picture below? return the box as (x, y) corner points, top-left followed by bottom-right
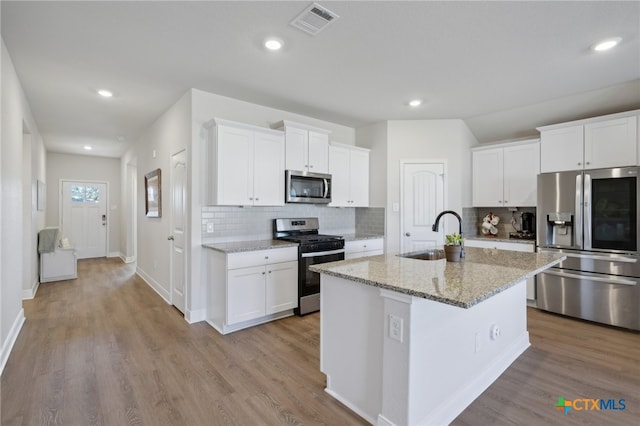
(578, 162), (582, 166)
(405, 232), (411, 237)
(262, 271), (266, 275)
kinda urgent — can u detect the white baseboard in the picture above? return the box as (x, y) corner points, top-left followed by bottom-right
(107, 251), (121, 258)
(22, 280), (40, 299)
(135, 266), (170, 304)
(1, 308), (25, 375)
(419, 332), (531, 426)
(325, 386), (377, 425)
(185, 308), (206, 324)
(120, 255), (136, 264)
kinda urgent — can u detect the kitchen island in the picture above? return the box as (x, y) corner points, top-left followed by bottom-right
(310, 247), (564, 426)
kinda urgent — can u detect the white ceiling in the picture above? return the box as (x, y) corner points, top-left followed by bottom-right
(2, 1), (639, 158)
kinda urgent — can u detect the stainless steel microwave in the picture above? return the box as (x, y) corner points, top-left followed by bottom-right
(285, 170), (332, 204)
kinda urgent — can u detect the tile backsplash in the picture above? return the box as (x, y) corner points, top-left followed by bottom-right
(202, 205), (385, 243)
(463, 207), (536, 239)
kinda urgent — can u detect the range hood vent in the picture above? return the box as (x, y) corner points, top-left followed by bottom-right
(290, 2), (339, 36)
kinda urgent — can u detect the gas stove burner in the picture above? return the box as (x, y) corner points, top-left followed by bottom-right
(509, 231), (536, 240)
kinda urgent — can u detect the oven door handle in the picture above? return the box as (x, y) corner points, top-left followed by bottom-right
(301, 249), (345, 258)
(543, 269), (637, 286)
(323, 179), (329, 199)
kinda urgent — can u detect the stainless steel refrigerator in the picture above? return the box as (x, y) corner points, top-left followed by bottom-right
(536, 166), (640, 330)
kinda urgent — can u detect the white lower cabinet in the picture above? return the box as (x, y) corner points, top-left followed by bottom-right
(464, 239), (536, 301)
(345, 238), (384, 260)
(207, 246), (298, 334)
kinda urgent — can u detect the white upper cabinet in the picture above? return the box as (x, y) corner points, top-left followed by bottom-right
(328, 142), (370, 207)
(272, 120), (331, 173)
(204, 118), (285, 206)
(472, 139), (540, 207)
(539, 112), (638, 173)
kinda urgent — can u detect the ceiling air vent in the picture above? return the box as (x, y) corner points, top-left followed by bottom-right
(290, 2), (340, 36)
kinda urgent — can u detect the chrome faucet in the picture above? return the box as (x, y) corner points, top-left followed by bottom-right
(432, 210), (465, 258)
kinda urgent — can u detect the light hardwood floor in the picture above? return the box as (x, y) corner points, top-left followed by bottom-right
(2, 258), (638, 425)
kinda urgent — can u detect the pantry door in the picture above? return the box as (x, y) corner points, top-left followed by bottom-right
(61, 181), (108, 259)
(401, 162), (445, 253)
(170, 150), (187, 314)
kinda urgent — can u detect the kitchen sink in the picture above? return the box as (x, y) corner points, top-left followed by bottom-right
(397, 249), (446, 261)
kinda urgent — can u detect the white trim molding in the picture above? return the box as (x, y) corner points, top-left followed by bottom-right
(1, 309), (26, 375)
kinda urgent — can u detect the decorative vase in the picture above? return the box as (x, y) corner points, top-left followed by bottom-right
(444, 245), (462, 262)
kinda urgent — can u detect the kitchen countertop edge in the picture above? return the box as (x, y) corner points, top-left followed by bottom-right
(310, 248), (565, 308)
(202, 239), (298, 253)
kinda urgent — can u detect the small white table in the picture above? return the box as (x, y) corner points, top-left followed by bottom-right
(40, 248), (77, 282)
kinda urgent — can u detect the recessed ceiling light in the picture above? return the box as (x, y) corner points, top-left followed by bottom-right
(409, 99), (422, 107)
(83, 145), (92, 150)
(593, 37), (622, 52)
(264, 38), (283, 51)
(97, 89), (113, 98)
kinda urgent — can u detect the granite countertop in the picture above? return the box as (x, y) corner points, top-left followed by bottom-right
(202, 239), (298, 253)
(341, 233), (384, 242)
(310, 247), (564, 308)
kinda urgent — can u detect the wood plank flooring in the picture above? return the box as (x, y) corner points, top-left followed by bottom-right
(2, 258), (638, 425)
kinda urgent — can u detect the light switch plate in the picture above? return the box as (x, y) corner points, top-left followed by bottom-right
(206, 222), (214, 233)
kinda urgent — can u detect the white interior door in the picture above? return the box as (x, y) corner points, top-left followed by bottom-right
(61, 181), (107, 259)
(401, 163), (445, 253)
(170, 150), (187, 313)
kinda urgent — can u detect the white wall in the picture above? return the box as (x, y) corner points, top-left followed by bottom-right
(385, 120), (477, 254)
(356, 121), (388, 208)
(46, 152), (121, 256)
(1, 39), (46, 373)
(123, 91), (192, 310)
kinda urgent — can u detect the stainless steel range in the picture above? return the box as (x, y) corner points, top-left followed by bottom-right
(274, 218), (345, 315)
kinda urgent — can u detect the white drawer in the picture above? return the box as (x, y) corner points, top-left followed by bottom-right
(227, 246), (297, 269)
(345, 238), (384, 253)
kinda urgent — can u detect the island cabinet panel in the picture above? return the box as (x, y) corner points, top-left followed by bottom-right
(321, 274), (529, 426)
(204, 118), (285, 206)
(272, 120), (331, 174)
(472, 139), (539, 207)
(539, 113), (638, 173)
(328, 142), (370, 207)
(344, 238), (384, 260)
(206, 246), (298, 334)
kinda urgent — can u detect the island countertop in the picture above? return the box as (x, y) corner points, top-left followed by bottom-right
(310, 247), (565, 308)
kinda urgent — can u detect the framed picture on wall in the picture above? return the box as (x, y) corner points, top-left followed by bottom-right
(144, 169), (161, 218)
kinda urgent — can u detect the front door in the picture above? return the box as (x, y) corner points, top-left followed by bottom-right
(170, 150), (187, 313)
(401, 162), (445, 252)
(61, 181), (108, 259)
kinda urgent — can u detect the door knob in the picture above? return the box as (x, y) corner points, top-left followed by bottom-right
(405, 232), (411, 237)
(168, 236), (174, 241)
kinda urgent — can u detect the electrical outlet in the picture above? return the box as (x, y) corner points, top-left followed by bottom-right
(490, 324), (501, 340)
(206, 222), (214, 233)
(389, 314), (403, 342)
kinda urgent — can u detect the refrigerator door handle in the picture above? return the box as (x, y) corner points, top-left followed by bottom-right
(583, 173), (592, 250)
(565, 253), (639, 263)
(575, 174), (583, 248)
(543, 269), (637, 286)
